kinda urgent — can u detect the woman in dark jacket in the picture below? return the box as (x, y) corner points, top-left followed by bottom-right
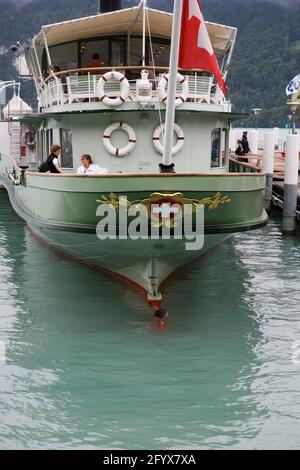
(235, 139), (248, 163)
(241, 131), (250, 154)
(39, 144), (62, 173)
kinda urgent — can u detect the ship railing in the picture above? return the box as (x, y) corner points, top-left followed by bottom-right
(39, 67), (230, 110)
(229, 156), (262, 174)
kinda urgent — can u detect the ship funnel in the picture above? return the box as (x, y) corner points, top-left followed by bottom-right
(100, 0), (122, 13)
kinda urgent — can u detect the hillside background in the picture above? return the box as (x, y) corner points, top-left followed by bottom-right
(0, 0), (300, 127)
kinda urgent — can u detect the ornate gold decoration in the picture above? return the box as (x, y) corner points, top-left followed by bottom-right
(96, 192), (231, 228)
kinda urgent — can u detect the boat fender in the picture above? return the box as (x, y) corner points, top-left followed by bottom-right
(103, 122), (137, 157)
(152, 122), (184, 156)
(158, 73), (189, 107)
(98, 71), (130, 108)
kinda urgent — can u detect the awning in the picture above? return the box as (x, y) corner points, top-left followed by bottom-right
(33, 6), (237, 56)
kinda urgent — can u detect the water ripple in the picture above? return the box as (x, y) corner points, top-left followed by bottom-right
(1, 193), (300, 449)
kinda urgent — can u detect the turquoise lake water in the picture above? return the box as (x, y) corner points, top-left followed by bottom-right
(0, 190), (300, 450)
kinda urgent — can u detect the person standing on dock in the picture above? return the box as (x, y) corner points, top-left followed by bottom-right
(241, 131), (251, 155)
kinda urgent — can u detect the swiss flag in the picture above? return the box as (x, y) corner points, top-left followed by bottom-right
(179, 0), (227, 96)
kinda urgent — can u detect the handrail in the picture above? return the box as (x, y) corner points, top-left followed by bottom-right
(50, 66), (211, 80)
(40, 68), (227, 110)
(25, 171), (266, 178)
(229, 156), (262, 174)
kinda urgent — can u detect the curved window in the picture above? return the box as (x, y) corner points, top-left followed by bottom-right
(150, 41), (170, 67)
(45, 42), (78, 74)
(80, 39), (109, 68)
(42, 35), (171, 74)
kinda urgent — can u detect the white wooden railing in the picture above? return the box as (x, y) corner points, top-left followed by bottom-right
(39, 69), (229, 111)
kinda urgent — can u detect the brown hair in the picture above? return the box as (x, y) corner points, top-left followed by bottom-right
(81, 154), (93, 164)
(51, 144), (61, 153)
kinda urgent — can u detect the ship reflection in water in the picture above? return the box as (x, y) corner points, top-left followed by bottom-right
(0, 191), (300, 450)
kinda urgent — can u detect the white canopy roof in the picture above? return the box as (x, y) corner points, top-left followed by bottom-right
(3, 94), (32, 119)
(33, 6), (237, 56)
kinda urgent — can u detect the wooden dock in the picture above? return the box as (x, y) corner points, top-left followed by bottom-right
(272, 176), (300, 214)
(270, 152), (300, 216)
(229, 151), (300, 219)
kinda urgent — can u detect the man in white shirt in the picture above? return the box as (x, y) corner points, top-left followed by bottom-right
(77, 154), (109, 175)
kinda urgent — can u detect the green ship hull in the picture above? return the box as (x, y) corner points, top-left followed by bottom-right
(0, 154), (267, 301)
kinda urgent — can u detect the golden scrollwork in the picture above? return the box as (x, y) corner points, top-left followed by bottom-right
(96, 192), (231, 228)
(97, 191), (230, 210)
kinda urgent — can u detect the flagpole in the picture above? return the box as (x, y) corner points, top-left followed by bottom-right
(142, 0), (146, 67)
(160, 0), (183, 173)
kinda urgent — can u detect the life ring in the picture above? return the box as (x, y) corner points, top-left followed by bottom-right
(98, 71), (129, 108)
(158, 73), (189, 107)
(152, 123), (184, 156)
(24, 129), (36, 147)
(103, 122), (136, 157)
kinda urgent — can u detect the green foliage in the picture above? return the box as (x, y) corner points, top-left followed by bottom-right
(0, 0), (299, 127)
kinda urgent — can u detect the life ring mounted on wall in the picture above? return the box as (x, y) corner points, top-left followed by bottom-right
(24, 129), (36, 148)
(98, 71), (130, 108)
(158, 73), (189, 107)
(152, 123), (185, 156)
(103, 122), (137, 157)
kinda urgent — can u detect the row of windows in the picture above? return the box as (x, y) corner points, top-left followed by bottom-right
(42, 36), (171, 75)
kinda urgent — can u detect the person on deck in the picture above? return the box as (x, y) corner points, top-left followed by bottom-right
(39, 144), (63, 173)
(77, 154), (108, 175)
(85, 53), (103, 74)
(235, 139), (248, 163)
(241, 131), (250, 155)
(235, 139), (244, 156)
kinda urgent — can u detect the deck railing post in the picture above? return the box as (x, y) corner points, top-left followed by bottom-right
(88, 73), (91, 103)
(282, 134), (299, 235)
(262, 133), (275, 213)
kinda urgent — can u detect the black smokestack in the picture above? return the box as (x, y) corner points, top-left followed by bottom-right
(100, 0), (122, 13)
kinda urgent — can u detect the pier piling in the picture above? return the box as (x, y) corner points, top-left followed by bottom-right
(273, 127), (279, 149)
(282, 134), (299, 235)
(263, 133), (275, 213)
(249, 130), (259, 156)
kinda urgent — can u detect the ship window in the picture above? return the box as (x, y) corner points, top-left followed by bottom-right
(46, 42), (78, 74)
(80, 40), (109, 68)
(211, 128), (226, 168)
(150, 41), (170, 67)
(46, 129), (53, 154)
(60, 129), (73, 169)
(129, 38), (142, 66)
(111, 40), (125, 67)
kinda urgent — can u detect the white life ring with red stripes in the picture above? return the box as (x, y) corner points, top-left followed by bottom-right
(98, 71), (129, 108)
(103, 122), (136, 157)
(152, 123), (184, 156)
(158, 73), (189, 107)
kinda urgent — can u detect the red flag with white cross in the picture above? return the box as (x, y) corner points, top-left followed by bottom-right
(179, 0), (227, 96)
